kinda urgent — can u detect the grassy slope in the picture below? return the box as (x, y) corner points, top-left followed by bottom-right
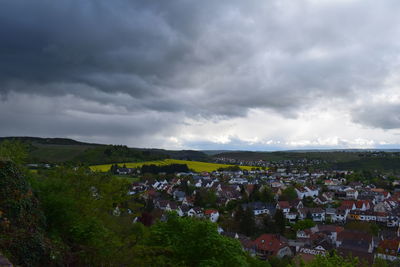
(90, 159), (256, 172)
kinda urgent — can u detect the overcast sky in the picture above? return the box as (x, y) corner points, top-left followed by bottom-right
(1, 0), (400, 150)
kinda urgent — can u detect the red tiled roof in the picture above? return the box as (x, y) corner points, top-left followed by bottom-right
(340, 201), (354, 209)
(204, 209), (218, 215)
(317, 224), (344, 233)
(277, 201), (290, 209)
(253, 234), (288, 255)
(355, 200), (370, 208)
(378, 240), (400, 256)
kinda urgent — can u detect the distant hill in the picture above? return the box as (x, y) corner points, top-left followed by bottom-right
(213, 151), (362, 162)
(201, 150), (235, 156)
(213, 150), (400, 172)
(333, 157), (400, 172)
(0, 137), (210, 165)
(0, 136), (100, 146)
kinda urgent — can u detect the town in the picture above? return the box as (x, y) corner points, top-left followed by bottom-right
(120, 161), (400, 265)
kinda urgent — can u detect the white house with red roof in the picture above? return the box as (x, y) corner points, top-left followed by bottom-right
(204, 209), (219, 222)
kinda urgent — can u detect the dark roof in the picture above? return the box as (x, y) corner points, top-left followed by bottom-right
(173, 190), (186, 197)
(337, 230), (373, 243)
(179, 204), (191, 212)
(341, 239), (370, 253)
(241, 201), (268, 210)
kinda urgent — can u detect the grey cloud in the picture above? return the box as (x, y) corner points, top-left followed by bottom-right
(0, 93), (180, 143)
(352, 103), (400, 129)
(1, 0), (400, 143)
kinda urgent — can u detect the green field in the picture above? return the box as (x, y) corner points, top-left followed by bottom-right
(90, 159), (256, 172)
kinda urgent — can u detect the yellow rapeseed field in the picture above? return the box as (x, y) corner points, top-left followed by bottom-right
(90, 159), (256, 173)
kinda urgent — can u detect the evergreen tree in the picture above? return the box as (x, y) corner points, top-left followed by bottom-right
(240, 208), (256, 236)
(260, 187), (275, 203)
(280, 186), (297, 201)
(194, 190), (203, 207)
(306, 210), (313, 220)
(274, 209), (286, 234)
(263, 215), (275, 233)
(234, 205), (245, 232)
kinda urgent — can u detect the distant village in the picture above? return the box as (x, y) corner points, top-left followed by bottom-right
(115, 158), (400, 265)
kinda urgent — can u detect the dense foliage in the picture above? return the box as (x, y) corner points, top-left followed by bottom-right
(141, 163), (190, 174)
(0, 161), (51, 266)
(145, 214), (259, 267)
(0, 140), (27, 165)
(29, 167), (141, 265)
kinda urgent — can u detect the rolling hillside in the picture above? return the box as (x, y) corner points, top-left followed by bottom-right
(0, 137), (210, 164)
(213, 151), (362, 162)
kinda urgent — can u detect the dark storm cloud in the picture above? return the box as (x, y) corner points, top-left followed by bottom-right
(1, 0), (400, 144)
(0, 93), (178, 140)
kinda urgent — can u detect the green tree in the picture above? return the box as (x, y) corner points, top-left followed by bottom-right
(240, 208), (256, 236)
(262, 215), (276, 233)
(146, 214), (253, 266)
(304, 252), (358, 267)
(0, 161), (51, 266)
(280, 187), (297, 201)
(260, 187), (275, 203)
(234, 205), (243, 230)
(303, 196), (315, 208)
(274, 209), (286, 234)
(292, 219), (315, 231)
(194, 188), (217, 208)
(30, 166), (141, 265)
(0, 140), (27, 165)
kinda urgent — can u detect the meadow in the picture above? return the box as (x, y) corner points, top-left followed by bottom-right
(90, 159), (256, 173)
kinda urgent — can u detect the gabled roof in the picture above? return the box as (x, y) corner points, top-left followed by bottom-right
(317, 224), (344, 234)
(179, 205), (191, 213)
(340, 200), (355, 210)
(300, 207), (324, 214)
(253, 234), (288, 255)
(204, 209), (218, 215)
(378, 240), (400, 256)
(337, 230), (373, 243)
(355, 200), (370, 209)
(242, 201), (268, 211)
(277, 201), (290, 209)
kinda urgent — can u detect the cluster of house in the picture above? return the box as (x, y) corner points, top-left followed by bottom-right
(235, 183), (400, 228)
(214, 157), (325, 168)
(292, 225), (400, 264)
(222, 225), (400, 264)
(129, 167), (400, 263)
